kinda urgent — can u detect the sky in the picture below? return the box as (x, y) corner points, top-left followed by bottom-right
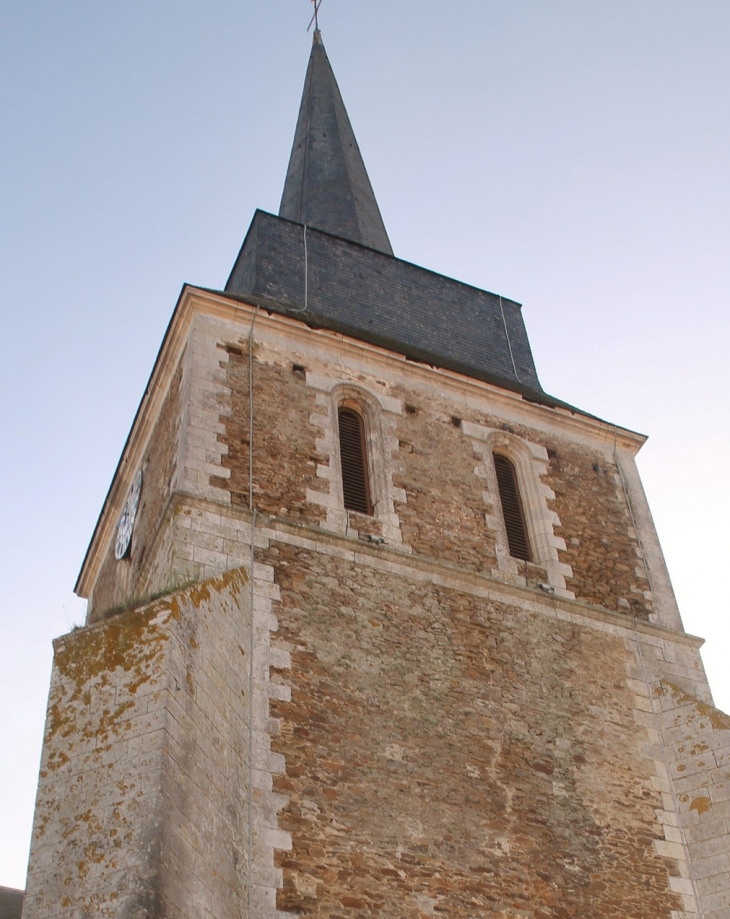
(1, 0), (729, 890)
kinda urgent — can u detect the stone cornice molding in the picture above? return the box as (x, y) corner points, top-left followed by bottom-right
(135, 490), (702, 652)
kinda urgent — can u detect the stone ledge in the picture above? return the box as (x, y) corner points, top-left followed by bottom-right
(158, 491), (704, 651)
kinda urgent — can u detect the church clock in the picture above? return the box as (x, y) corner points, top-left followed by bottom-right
(114, 468), (142, 560)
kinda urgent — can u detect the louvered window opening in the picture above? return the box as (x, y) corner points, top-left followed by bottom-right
(493, 454), (531, 562)
(338, 408), (373, 515)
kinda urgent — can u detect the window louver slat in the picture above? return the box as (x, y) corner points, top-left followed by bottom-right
(493, 454), (531, 562)
(338, 408), (372, 515)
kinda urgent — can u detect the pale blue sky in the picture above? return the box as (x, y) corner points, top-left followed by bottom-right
(1, 0), (729, 889)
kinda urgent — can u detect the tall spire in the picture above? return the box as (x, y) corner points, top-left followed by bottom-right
(279, 31), (393, 255)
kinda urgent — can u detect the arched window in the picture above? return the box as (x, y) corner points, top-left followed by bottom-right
(338, 407), (373, 515)
(493, 453), (531, 561)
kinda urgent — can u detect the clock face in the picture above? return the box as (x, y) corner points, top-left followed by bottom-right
(115, 468), (143, 560)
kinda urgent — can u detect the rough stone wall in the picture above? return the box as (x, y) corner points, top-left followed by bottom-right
(88, 359), (184, 621)
(24, 600), (173, 917)
(450, 405), (653, 618)
(212, 341), (323, 523)
(544, 444), (652, 618)
(66, 303), (728, 919)
(202, 331), (652, 622)
(262, 544), (681, 918)
(392, 403), (498, 573)
(69, 469), (727, 919)
(663, 684), (730, 919)
(22, 568), (292, 919)
(631, 633), (730, 919)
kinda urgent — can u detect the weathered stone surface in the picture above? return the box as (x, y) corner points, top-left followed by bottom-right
(263, 545), (680, 918)
(211, 342), (324, 524)
(392, 400), (499, 573)
(89, 358), (184, 621)
(543, 445), (652, 618)
(53, 294), (727, 919)
(23, 569), (265, 919)
(82, 307), (656, 625)
(209, 329), (652, 620)
(649, 677), (730, 917)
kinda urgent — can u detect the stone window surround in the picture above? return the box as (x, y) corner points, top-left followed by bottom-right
(462, 421), (574, 597)
(306, 377), (407, 546)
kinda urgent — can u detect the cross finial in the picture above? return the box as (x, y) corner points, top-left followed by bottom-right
(307, 0), (323, 33)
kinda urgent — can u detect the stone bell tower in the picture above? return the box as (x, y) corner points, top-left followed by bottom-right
(22, 30), (730, 919)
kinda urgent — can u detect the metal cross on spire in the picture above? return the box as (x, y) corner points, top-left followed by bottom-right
(307, 0), (323, 32)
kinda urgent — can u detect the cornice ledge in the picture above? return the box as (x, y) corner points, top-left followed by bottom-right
(171, 493), (704, 650)
(184, 288), (648, 453)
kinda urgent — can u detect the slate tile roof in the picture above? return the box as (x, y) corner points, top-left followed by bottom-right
(226, 210), (545, 397)
(279, 30), (393, 255)
(228, 31), (549, 400)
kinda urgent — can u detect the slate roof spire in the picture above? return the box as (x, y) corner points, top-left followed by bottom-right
(279, 30), (394, 255)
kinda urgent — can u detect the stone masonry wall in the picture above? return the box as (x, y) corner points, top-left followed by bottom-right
(89, 359), (184, 621)
(69, 303), (725, 919)
(24, 600), (174, 917)
(211, 341), (324, 524)
(121, 493), (725, 919)
(23, 568), (293, 919)
(545, 445), (652, 618)
(392, 401), (499, 573)
(631, 632), (730, 919)
(448, 405), (653, 618)
(204, 325), (652, 621)
(261, 543), (680, 918)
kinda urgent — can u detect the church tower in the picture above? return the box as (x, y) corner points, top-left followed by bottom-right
(21, 31), (730, 919)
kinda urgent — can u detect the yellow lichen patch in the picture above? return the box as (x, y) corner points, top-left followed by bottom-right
(46, 750), (70, 772)
(50, 605), (172, 739)
(706, 706), (730, 732)
(182, 568), (249, 609)
(186, 581), (212, 609)
(657, 680), (730, 732)
(155, 595), (181, 622)
(83, 841), (107, 865)
(690, 796), (712, 816)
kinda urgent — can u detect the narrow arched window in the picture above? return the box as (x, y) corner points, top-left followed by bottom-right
(493, 453), (531, 561)
(338, 407), (373, 515)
